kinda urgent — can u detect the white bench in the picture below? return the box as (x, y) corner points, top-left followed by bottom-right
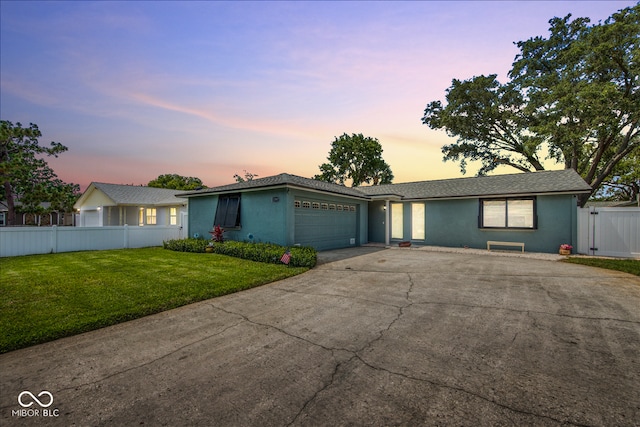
(487, 240), (525, 253)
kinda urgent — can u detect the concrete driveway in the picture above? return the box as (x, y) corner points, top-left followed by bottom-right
(1, 248), (639, 426)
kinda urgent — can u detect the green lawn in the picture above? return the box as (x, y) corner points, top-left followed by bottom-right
(563, 257), (640, 276)
(0, 248), (308, 353)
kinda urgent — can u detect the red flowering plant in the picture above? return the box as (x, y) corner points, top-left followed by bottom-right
(210, 225), (224, 243)
(560, 244), (573, 250)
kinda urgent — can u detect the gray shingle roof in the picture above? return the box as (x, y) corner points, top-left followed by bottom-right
(91, 183), (187, 205)
(359, 169), (592, 199)
(180, 169), (592, 201)
(180, 173), (369, 199)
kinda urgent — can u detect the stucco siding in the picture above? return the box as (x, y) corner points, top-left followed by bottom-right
(188, 196), (217, 239)
(424, 199), (478, 247)
(373, 194), (578, 253)
(224, 189), (288, 244)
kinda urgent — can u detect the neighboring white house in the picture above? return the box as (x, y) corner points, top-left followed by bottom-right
(74, 183), (188, 230)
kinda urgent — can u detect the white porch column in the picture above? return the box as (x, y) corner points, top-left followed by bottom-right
(385, 199), (390, 247)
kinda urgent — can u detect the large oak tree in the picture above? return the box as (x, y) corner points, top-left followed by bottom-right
(0, 121), (80, 225)
(422, 4), (639, 207)
(314, 133), (393, 187)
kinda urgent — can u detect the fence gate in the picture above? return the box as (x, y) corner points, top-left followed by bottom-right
(577, 207), (640, 258)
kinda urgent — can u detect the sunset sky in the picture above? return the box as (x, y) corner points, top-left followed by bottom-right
(1, 1), (634, 190)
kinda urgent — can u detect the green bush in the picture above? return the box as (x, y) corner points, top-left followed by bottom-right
(163, 239), (317, 268)
(163, 238), (208, 253)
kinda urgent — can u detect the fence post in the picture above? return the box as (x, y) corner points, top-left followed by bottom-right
(124, 224), (129, 248)
(51, 225), (58, 254)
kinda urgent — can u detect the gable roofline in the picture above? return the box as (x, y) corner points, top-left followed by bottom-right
(74, 183), (117, 208)
(179, 169), (592, 201)
(75, 182), (187, 209)
(359, 169), (592, 200)
(179, 173), (370, 200)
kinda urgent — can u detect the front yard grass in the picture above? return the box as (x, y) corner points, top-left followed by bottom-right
(0, 247), (308, 353)
(563, 257), (640, 276)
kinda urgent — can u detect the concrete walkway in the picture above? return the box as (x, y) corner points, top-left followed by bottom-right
(1, 249), (639, 426)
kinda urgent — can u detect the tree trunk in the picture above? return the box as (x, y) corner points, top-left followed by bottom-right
(3, 181), (16, 226)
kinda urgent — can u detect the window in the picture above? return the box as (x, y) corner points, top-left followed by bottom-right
(138, 208), (144, 226)
(411, 203), (425, 240)
(214, 194), (241, 228)
(169, 207), (177, 225)
(302, 201), (311, 209)
(391, 203), (403, 239)
(294, 200), (301, 208)
(480, 198), (536, 229)
(321, 203), (328, 210)
(312, 202), (320, 209)
(0, 212), (5, 227)
(146, 208), (157, 225)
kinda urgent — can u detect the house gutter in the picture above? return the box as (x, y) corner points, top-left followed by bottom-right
(179, 183), (371, 201)
(397, 189), (592, 202)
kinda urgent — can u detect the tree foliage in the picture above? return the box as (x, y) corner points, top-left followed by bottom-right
(422, 75), (544, 175)
(147, 174), (205, 190)
(422, 4), (639, 206)
(0, 121), (80, 225)
(594, 148), (639, 202)
(233, 170), (258, 183)
(313, 133), (393, 187)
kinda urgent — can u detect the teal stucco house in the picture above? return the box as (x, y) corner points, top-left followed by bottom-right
(180, 169), (592, 253)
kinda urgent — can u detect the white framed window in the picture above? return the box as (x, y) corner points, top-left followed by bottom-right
(295, 200), (301, 208)
(411, 203), (425, 240)
(391, 203), (403, 239)
(146, 208), (157, 225)
(480, 198), (536, 229)
(170, 207), (177, 225)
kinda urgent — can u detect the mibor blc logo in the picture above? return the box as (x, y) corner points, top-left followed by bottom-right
(12, 391), (59, 418)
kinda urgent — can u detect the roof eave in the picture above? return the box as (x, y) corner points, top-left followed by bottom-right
(400, 189), (592, 201)
(180, 182), (370, 201)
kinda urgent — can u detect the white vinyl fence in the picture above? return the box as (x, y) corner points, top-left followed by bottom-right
(577, 207), (640, 259)
(0, 226), (185, 258)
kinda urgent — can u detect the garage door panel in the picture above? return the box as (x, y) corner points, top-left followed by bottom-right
(295, 202), (357, 250)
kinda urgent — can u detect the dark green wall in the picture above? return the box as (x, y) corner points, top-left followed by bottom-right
(367, 194), (579, 253)
(188, 188), (368, 250)
(188, 195), (217, 239)
(225, 188), (288, 244)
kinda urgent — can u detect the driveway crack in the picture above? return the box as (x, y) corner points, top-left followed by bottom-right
(56, 318), (245, 394)
(286, 354), (358, 426)
(414, 301), (639, 325)
(352, 355), (592, 427)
